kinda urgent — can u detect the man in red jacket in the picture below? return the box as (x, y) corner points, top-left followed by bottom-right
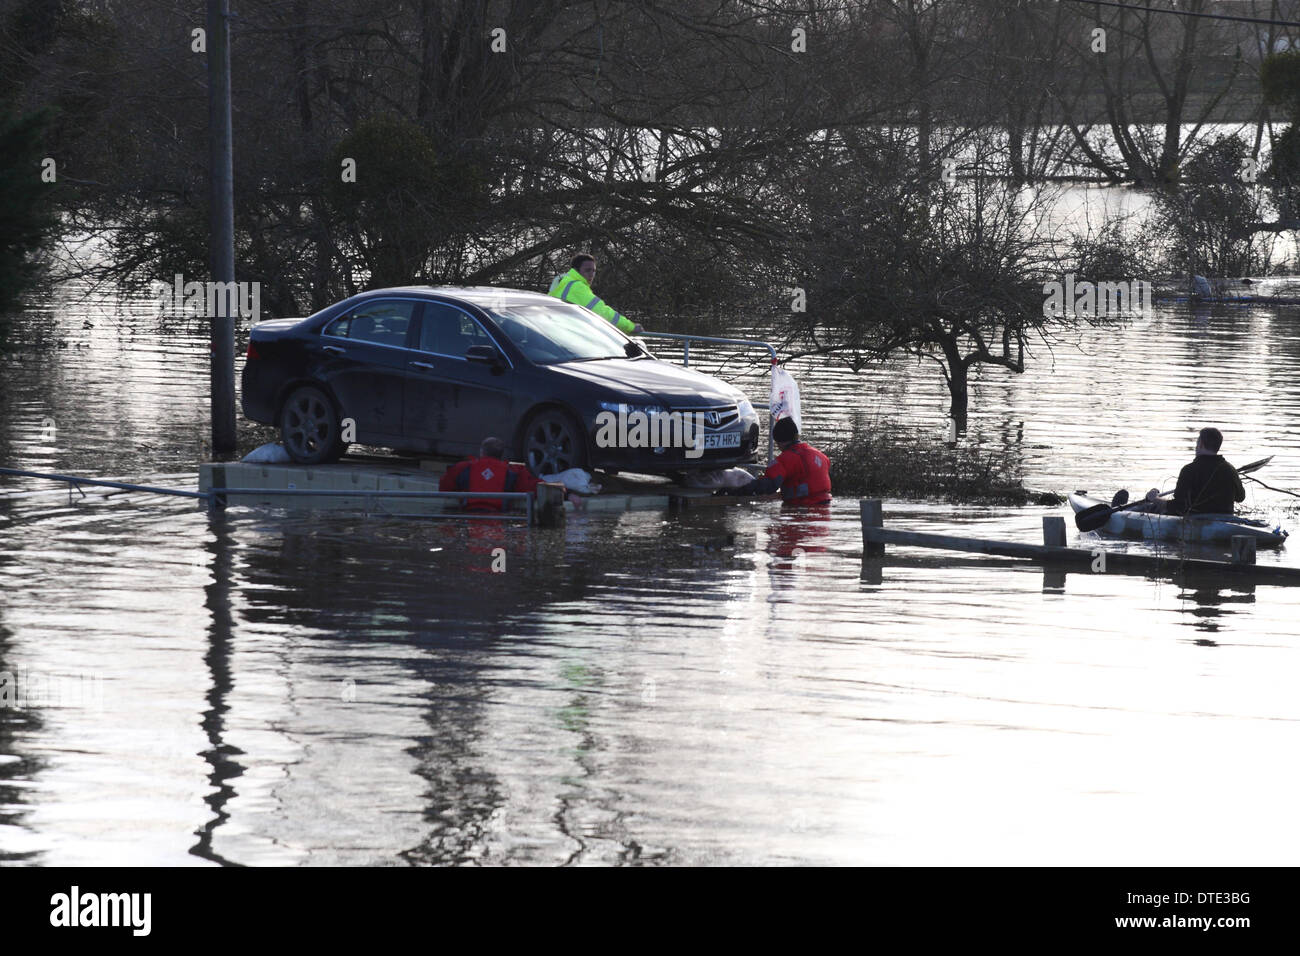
(440, 437), (540, 512)
(717, 417), (831, 505)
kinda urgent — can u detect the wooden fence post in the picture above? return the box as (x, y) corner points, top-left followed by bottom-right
(535, 482), (566, 527)
(1042, 516), (1066, 548)
(207, 463), (227, 512)
(861, 499), (884, 556)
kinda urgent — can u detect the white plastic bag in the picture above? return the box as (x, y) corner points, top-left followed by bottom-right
(242, 442), (292, 463)
(770, 366), (802, 431)
(682, 468), (754, 489)
(540, 468), (602, 495)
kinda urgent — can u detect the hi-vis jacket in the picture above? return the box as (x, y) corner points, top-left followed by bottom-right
(548, 268), (636, 334)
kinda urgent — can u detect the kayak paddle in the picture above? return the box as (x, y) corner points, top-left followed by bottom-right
(1075, 491), (1171, 531)
(1074, 456), (1274, 532)
(1237, 455), (1274, 475)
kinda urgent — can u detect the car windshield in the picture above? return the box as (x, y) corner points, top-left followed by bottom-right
(489, 301), (630, 364)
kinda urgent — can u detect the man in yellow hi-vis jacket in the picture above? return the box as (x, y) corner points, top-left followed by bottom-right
(548, 254), (643, 334)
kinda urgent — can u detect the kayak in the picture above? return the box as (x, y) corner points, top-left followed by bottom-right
(1068, 493), (1289, 548)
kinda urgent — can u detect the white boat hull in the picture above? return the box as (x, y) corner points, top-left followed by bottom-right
(1068, 494), (1288, 547)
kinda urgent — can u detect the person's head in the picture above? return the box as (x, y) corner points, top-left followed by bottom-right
(1197, 427), (1224, 455)
(480, 436), (506, 460)
(571, 254), (596, 282)
(772, 417), (799, 447)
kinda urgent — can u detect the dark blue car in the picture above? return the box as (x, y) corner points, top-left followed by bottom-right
(241, 286), (761, 475)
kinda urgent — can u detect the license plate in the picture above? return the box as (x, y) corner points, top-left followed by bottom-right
(702, 432), (741, 450)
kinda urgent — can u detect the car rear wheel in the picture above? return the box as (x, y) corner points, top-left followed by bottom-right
(280, 385), (346, 464)
(522, 409), (586, 476)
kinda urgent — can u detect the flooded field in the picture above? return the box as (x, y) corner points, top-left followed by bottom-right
(2, 286), (1300, 865)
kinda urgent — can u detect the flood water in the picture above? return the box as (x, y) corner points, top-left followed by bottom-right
(2, 282), (1300, 865)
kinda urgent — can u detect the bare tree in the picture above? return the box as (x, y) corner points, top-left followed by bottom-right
(781, 135), (1111, 430)
(1053, 0), (1248, 184)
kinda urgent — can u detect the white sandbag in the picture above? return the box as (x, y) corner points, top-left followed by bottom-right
(770, 365), (802, 431)
(719, 467), (756, 488)
(681, 470), (725, 489)
(541, 468), (602, 495)
(682, 468), (754, 489)
(242, 442), (292, 463)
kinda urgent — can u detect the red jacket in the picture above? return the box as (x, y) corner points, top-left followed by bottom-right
(439, 456), (539, 512)
(763, 442), (831, 506)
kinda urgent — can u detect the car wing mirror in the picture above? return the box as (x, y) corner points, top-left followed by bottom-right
(466, 344), (503, 365)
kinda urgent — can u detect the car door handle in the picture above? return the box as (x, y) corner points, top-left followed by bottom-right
(409, 361), (436, 370)
(322, 345), (345, 355)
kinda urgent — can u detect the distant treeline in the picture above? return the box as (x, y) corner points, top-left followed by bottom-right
(4, 0), (1300, 426)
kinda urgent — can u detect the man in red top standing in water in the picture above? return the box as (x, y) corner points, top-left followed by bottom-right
(717, 417), (831, 505)
(440, 437), (540, 512)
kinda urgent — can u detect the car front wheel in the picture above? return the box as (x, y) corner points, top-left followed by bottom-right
(522, 409), (586, 477)
(280, 385), (346, 464)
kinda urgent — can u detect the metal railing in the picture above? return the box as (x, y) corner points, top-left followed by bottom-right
(637, 332), (779, 463)
(0, 467), (533, 522)
(0, 467), (211, 501)
(205, 486), (533, 522)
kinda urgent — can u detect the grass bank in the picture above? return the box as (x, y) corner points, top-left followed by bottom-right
(821, 421), (1062, 506)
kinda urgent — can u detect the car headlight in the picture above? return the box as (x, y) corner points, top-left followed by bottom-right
(736, 399), (755, 419)
(597, 401), (667, 417)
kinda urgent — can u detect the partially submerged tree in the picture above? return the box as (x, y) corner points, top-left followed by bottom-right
(1055, 0), (1247, 185)
(325, 114), (487, 291)
(1150, 133), (1273, 277)
(0, 107), (55, 316)
(1262, 49), (1300, 226)
(784, 142), (1089, 431)
(2, 0), (834, 318)
(780, 155), (1024, 429)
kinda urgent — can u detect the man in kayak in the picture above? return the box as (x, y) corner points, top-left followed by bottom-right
(548, 254), (644, 335)
(440, 437), (539, 512)
(1144, 427), (1246, 515)
(715, 416), (831, 506)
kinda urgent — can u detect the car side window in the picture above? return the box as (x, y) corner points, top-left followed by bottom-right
(325, 301), (415, 347)
(419, 302), (492, 357)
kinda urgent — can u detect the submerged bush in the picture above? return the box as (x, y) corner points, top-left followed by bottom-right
(822, 420), (1057, 505)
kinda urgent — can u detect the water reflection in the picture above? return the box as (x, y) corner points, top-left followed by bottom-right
(4, 283), (1300, 864)
(765, 508), (832, 572)
(190, 508), (244, 866)
(0, 618), (44, 863)
(1171, 578), (1257, 636)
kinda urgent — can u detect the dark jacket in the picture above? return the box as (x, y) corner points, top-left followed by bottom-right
(1167, 455), (1245, 515)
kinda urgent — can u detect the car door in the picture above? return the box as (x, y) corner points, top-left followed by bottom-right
(314, 298), (419, 445)
(404, 301), (515, 455)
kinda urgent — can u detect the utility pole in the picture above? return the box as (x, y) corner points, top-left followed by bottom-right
(208, 0), (237, 456)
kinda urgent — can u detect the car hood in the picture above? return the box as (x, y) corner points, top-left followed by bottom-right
(548, 358), (746, 407)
